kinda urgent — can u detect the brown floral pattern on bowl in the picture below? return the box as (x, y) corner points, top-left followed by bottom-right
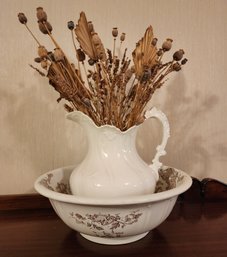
(40, 173), (71, 194)
(155, 167), (184, 193)
(70, 210), (143, 238)
(39, 167), (183, 195)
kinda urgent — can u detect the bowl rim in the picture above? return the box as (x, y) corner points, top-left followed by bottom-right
(34, 165), (192, 206)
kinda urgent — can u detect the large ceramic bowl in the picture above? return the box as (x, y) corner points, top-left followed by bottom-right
(34, 166), (192, 245)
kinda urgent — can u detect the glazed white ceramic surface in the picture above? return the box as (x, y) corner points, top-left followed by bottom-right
(66, 107), (170, 198)
(34, 166), (192, 245)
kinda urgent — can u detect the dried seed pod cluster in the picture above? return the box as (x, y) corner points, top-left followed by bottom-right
(18, 8), (187, 131)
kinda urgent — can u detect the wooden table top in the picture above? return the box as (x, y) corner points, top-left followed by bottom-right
(0, 200), (226, 257)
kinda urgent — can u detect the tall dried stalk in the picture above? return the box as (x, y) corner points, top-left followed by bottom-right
(18, 9), (187, 131)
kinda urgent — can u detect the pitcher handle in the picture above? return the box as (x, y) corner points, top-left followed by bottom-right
(145, 107), (170, 181)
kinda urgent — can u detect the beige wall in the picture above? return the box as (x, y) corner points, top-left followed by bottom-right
(0, 0), (227, 194)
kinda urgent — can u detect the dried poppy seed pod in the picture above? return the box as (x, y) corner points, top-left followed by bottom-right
(141, 67), (151, 82)
(76, 49), (86, 62)
(67, 21), (74, 30)
(173, 62), (181, 71)
(38, 21), (47, 34)
(41, 60), (48, 69)
(53, 48), (64, 61)
(181, 58), (188, 65)
(38, 21), (52, 34)
(88, 59), (95, 66)
(173, 49), (184, 61)
(152, 38), (158, 46)
(34, 57), (42, 63)
(120, 33), (126, 42)
(82, 98), (91, 107)
(36, 7), (47, 22)
(18, 13), (27, 24)
(46, 21), (53, 32)
(88, 21), (94, 32)
(157, 49), (163, 56)
(162, 38), (173, 51)
(38, 46), (48, 58)
(112, 27), (118, 37)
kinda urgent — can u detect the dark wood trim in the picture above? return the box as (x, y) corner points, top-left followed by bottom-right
(202, 178), (227, 201)
(0, 193), (51, 211)
(0, 178), (226, 211)
(180, 177), (227, 202)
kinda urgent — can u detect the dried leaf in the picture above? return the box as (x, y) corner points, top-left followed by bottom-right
(75, 12), (98, 60)
(132, 26), (157, 78)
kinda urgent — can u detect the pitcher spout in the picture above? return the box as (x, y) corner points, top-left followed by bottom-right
(66, 111), (95, 127)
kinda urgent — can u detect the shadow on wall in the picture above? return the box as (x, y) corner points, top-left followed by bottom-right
(137, 73), (221, 179)
(0, 73), (87, 184)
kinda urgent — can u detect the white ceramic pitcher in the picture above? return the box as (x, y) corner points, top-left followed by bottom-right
(67, 107), (170, 198)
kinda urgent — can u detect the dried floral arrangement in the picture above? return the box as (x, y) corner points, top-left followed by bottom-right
(18, 7), (187, 131)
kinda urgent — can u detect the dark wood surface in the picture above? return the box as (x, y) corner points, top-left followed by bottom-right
(0, 193), (50, 211)
(0, 202), (226, 257)
(0, 178), (226, 257)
